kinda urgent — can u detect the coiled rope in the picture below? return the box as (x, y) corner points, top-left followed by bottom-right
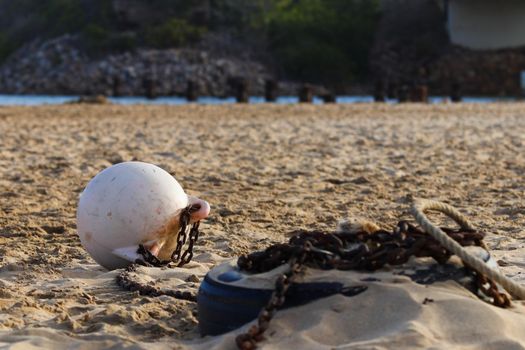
(412, 199), (525, 300)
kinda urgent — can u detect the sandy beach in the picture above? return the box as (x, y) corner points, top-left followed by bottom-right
(0, 103), (524, 349)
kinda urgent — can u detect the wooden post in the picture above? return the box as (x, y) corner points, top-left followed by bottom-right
(450, 81), (461, 102)
(373, 79), (386, 102)
(235, 78), (249, 103)
(410, 85), (429, 103)
(112, 76), (121, 97)
(265, 80), (278, 102)
(186, 80), (198, 102)
(143, 77), (156, 99)
(387, 81), (397, 99)
(411, 66), (429, 103)
(398, 85), (409, 103)
(321, 92), (336, 103)
(299, 84), (313, 103)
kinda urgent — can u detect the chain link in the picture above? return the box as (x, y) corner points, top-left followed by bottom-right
(235, 220), (509, 349)
(116, 264), (197, 302)
(134, 205), (200, 268)
(117, 204), (203, 302)
(178, 221), (200, 267)
(126, 208), (508, 348)
(236, 246), (308, 350)
(171, 207), (191, 263)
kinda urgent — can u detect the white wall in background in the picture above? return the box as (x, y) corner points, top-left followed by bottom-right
(448, 0), (525, 49)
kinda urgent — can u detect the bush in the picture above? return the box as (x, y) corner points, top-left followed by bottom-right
(41, 0), (87, 36)
(0, 0), (117, 61)
(0, 32), (14, 62)
(144, 18), (206, 49)
(84, 24), (109, 43)
(82, 24), (137, 55)
(255, 0), (380, 87)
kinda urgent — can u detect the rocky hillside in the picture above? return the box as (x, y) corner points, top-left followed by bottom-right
(0, 35), (277, 96)
(0, 0), (380, 95)
(2, 0), (523, 97)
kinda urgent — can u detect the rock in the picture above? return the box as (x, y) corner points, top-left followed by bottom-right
(0, 34), (327, 97)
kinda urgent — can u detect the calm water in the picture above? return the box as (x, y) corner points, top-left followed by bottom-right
(0, 94), (515, 106)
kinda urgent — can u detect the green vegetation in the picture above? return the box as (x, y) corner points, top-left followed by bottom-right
(0, 32), (14, 62)
(144, 18), (206, 49)
(256, 0), (380, 86)
(0, 0), (380, 88)
(83, 24), (137, 55)
(0, 0), (115, 58)
(40, 0), (89, 36)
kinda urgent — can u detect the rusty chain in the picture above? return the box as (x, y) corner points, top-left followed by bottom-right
(117, 204), (202, 302)
(236, 247), (308, 350)
(473, 271), (511, 307)
(136, 244), (164, 266)
(120, 205), (510, 349)
(116, 264), (197, 302)
(178, 221), (200, 267)
(135, 204), (201, 268)
(171, 206), (192, 263)
(235, 220), (510, 349)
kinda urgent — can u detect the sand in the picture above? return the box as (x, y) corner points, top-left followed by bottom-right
(0, 103), (524, 349)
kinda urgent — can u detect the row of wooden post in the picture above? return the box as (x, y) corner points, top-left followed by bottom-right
(133, 77), (333, 103)
(373, 80), (462, 103)
(113, 76), (463, 103)
(220, 78), (333, 103)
